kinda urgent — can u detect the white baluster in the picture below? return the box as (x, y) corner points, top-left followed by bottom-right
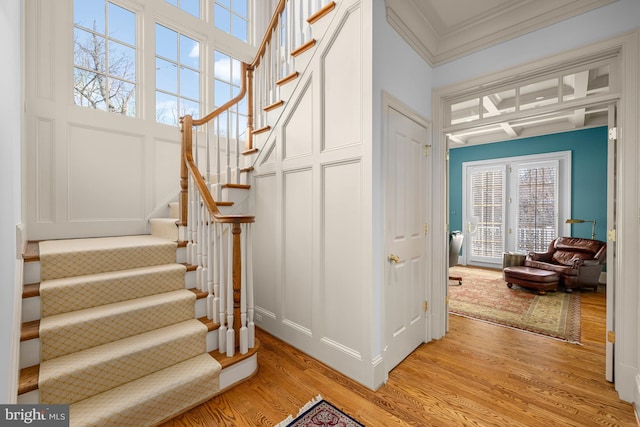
(246, 224), (255, 348)
(207, 219), (214, 320)
(226, 223), (235, 357)
(226, 111), (231, 185)
(239, 224), (248, 354)
(235, 103), (240, 184)
(212, 222), (220, 323)
(215, 116), (221, 200)
(218, 224), (227, 352)
(186, 176), (193, 265)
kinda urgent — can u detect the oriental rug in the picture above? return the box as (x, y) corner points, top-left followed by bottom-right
(275, 395), (364, 427)
(448, 266), (582, 344)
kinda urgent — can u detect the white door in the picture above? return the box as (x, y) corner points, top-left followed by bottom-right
(384, 106), (428, 372)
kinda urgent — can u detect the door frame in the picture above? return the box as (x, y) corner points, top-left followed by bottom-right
(381, 91), (433, 366)
(432, 31), (640, 402)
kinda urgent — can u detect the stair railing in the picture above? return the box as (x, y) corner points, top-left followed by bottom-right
(179, 0), (335, 357)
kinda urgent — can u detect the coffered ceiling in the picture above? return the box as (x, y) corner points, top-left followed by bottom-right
(385, 0), (617, 66)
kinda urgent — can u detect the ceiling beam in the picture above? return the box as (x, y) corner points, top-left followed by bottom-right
(482, 96), (518, 138)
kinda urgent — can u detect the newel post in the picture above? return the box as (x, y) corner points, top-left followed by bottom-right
(179, 115), (193, 227)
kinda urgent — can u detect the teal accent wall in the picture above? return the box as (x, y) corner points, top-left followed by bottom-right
(449, 126), (608, 241)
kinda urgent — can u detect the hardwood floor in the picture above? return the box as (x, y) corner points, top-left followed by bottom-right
(162, 285), (636, 426)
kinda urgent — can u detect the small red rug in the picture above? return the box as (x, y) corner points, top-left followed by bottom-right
(448, 266), (581, 344)
(276, 395), (364, 427)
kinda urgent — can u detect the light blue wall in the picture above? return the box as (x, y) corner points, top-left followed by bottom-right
(449, 126), (608, 241)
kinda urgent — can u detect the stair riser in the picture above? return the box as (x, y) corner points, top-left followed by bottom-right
(40, 291), (195, 361)
(20, 329), (219, 370)
(39, 236), (177, 280)
(22, 267), (196, 323)
(40, 321), (208, 405)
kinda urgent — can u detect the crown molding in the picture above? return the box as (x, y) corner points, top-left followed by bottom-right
(385, 0), (617, 67)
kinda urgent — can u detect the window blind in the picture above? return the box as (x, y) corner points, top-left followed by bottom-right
(517, 161), (558, 252)
(470, 167), (504, 259)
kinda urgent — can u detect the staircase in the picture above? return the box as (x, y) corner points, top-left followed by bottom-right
(18, 204), (258, 425)
(17, 0), (338, 424)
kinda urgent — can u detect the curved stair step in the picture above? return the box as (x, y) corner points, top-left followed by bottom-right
(70, 353), (221, 427)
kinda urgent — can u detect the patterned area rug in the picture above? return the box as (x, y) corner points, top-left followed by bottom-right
(275, 395), (364, 427)
(448, 266), (581, 344)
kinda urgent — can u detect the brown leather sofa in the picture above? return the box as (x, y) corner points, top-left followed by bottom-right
(521, 237), (606, 292)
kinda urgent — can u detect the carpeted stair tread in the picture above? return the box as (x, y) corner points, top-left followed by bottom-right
(40, 264), (187, 317)
(40, 320), (207, 405)
(40, 290), (195, 361)
(69, 353), (221, 427)
(39, 235), (177, 280)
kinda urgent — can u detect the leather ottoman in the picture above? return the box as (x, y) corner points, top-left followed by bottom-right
(503, 266), (559, 295)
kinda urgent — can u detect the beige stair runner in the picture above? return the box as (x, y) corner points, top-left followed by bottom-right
(36, 235), (220, 426)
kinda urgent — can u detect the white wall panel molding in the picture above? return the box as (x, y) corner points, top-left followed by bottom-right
(283, 80), (314, 160)
(34, 117), (55, 223)
(321, 3), (362, 151)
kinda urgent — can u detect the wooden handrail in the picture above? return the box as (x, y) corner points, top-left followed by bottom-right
(181, 114), (254, 225)
(251, 0), (287, 69)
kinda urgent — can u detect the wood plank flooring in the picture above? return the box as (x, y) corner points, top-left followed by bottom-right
(162, 284), (636, 426)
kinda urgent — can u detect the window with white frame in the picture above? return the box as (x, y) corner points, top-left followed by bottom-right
(468, 166), (505, 262)
(462, 152), (571, 267)
(214, 0), (249, 42)
(73, 0), (137, 116)
(165, 0), (200, 18)
(516, 161), (559, 252)
(155, 24), (201, 126)
(213, 50), (247, 139)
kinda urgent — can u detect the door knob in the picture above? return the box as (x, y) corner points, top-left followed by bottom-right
(388, 254), (400, 264)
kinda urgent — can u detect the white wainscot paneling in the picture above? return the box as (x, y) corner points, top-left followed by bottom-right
(322, 160), (363, 359)
(283, 168), (313, 335)
(154, 137), (181, 205)
(35, 117), (55, 223)
(68, 125), (144, 221)
(284, 81), (313, 160)
(253, 173), (278, 320)
(322, 5), (361, 151)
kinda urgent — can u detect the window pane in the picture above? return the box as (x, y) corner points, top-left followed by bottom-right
(217, 0), (231, 8)
(470, 168), (504, 259)
(180, 97), (200, 119)
(482, 89), (515, 118)
(232, 0), (247, 17)
(519, 78), (558, 111)
(517, 163), (558, 252)
(108, 3), (135, 45)
(108, 40), (136, 81)
(74, 28), (106, 72)
(156, 24), (178, 61)
(180, 35), (199, 68)
(232, 15), (247, 42)
(214, 5), (231, 33)
(214, 51), (231, 80)
(74, 68), (107, 110)
(181, 0), (200, 18)
(156, 92), (179, 125)
(450, 98), (479, 125)
(214, 79), (231, 106)
(74, 0), (105, 34)
(180, 67), (200, 100)
(156, 58), (178, 92)
(109, 79), (136, 116)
